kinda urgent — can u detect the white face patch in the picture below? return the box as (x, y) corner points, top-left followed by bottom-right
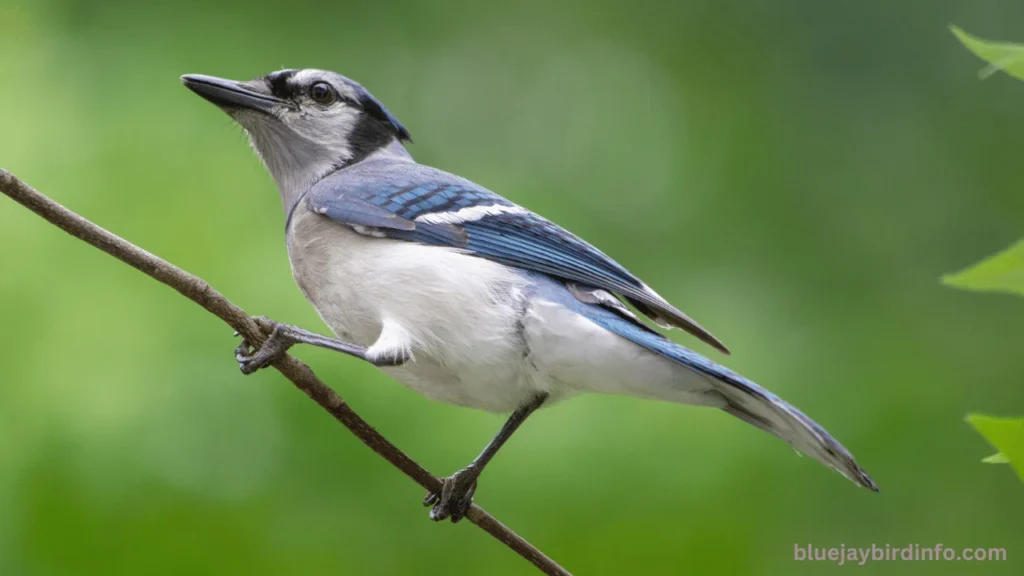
(415, 204), (529, 225)
(278, 103), (359, 164)
(230, 70), (366, 207)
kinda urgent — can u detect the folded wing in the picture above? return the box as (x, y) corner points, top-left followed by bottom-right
(305, 160), (729, 354)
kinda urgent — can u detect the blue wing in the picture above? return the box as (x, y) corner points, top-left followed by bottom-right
(305, 159), (729, 354)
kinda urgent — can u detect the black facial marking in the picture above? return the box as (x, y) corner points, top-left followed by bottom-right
(346, 112), (402, 165)
(357, 93), (412, 142)
(266, 70), (297, 99)
(340, 80), (412, 166)
(259, 69), (414, 168)
(337, 77), (412, 143)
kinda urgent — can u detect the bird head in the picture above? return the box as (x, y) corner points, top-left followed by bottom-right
(182, 69), (411, 198)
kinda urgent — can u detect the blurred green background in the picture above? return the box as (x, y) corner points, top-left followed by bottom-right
(1, 0), (1022, 574)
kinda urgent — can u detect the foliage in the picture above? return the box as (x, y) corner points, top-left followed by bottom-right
(942, 239), (1024, 297)
(951, 26), (1024, 81)
(949, 27), (1024, 483)
(965, 415), (1024, 480)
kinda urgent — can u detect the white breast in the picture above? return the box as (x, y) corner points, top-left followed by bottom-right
(286, 204), (543, 411)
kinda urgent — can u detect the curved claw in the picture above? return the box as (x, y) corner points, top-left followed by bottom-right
(423, 491), (440, 507)
(426, 468), (479, 523)
(234, 341), (264, 374)
(235, 340), (252, 361)
(233, 320), (292, 375)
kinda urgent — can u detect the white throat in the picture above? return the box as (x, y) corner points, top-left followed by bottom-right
(238, 110), (414, 215)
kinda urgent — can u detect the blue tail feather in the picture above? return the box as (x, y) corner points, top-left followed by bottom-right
(538, 277), (877, 491)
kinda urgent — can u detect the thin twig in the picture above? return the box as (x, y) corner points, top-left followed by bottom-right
(0, 169), (571, 576)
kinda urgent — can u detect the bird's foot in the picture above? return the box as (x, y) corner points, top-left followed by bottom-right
(423, 466), (479, 523)
(234, 317), (293, 374)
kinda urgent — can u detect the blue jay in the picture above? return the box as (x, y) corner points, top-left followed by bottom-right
(182, 69), (877, 522)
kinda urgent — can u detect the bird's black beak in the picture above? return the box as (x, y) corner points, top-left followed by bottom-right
(181, 74), (295, 114)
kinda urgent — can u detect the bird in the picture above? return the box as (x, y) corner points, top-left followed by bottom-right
(181, 68), (877, 522)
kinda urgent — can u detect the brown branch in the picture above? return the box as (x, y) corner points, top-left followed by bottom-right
(0, 169), (571, 576)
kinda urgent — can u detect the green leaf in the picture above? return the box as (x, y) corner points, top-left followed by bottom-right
(982, 452), (1010, 464)
(965, 414), (1024, 481)
(950, 26), (1024, 82)
(942, 239), (1024, 296)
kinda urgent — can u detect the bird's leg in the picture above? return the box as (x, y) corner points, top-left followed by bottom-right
(425, 393), (548, 523)
(234, 317), (409, 374)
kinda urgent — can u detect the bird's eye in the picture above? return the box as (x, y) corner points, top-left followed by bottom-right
(309, 82), (336, 105)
